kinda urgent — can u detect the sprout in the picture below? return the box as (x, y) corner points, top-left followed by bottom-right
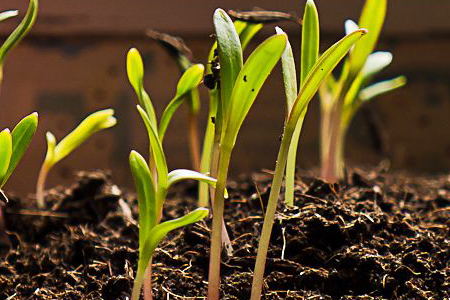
(36, 109), (116, 208)
(0, 112), (38, 198)
(0, 0), (38, 90)
(126, 48), (215, 300)
(250, 9), (368, 298)
(206, 9), (288, 300)
(319, 0), (406, 182)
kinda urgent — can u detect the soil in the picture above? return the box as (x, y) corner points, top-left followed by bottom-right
(0, 169), (449, 299)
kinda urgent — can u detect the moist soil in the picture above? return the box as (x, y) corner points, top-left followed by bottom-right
(0, 169), (448, 299)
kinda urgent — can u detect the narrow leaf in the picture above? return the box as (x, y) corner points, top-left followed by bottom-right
(348, 0), (387, 76)
(168, 169), (217, 189)
(0, 10), (18, 23)
(158, 64), (204, 140)
(0, 0), (38, 65)
(300, 0), (320, 87)
(224, 34), (287, 147)
(4, 112), (38, 182)
(129, 150), (156, 249)
(213, 8), (243, 120)
(0, 129), (12, 187)
(239, 21), (263, 51)
(53, 109), (116, 164)
(126, 48), (158, 126)
(345, 19), (359, 35)
(275, 27), (297, 113)
(287, 30), (368, 129)
(361, 51), (393, 76)
(360, 76), (407, 102)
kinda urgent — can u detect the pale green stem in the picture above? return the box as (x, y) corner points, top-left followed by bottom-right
(250, 126), (294, 300)
(198, 113), (215, 207)
(131, 266), (146, 300)
(207, 143), (232, 300)
(187, 111), (201, 171)
(284, 114), (305, 207)
(36, 162), (51, 209)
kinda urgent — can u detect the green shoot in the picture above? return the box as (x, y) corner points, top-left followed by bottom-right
(207, 9), (287, 300)
(319, 0), (405, 182)
(0, 112), (38, 195)
(36, 109), (116, 208)
(282, 0), (319, 207)
(0, 10), (18, 23)
(0, 0), (38, 91)
(250, 28), (368, 300)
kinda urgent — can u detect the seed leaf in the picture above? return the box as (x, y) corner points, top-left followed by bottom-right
(50, 109), (116, 165)
(0, 10), (18, 23)
(159, 64), (204, 139)
(213, 9), (243, 121)
(138, 208), (208, 271)
(300, 0), (320, 87)
(348, 0), (387, 76)
(360, 76), (407, 102)
(287, 29), (368, 130)
(0, 129), (12, 188)
(4, 112), (38, 183)
(224, 34), (287, 147)
(0, 0), (38, 66)
(126, 48), (157, 126)
(129, 150), (156, 249)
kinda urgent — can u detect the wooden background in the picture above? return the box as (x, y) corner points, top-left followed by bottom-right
(0, 0), (449, 195)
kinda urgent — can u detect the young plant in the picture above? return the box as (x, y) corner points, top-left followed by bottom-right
(281, 0), (320, 206)
(319, 0), (406, 182)
(126, 48), (217, 300)
(36, 109), (116, 208)
(250, 18), (368, 300)
(0, 0), (38, 91)
(206, 9), (288, 300)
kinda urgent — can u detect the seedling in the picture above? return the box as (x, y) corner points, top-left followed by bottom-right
(36, 109), (116, 208)
(206, 9), (288, 300)
(250, 3), (368, 298)
(126, 48), (217, 300)
(319, 0), (406, 182)
(0, 0), (38, 91)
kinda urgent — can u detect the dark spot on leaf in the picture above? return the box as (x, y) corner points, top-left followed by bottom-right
(211, 117), (216, 124)
(243, 75), (247, 82)
(251, 88), (255, 92)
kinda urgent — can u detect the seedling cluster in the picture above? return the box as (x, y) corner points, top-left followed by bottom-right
(0, 0), (408, 299)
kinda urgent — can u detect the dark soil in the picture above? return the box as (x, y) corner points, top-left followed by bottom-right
(0, 169), (449, 299)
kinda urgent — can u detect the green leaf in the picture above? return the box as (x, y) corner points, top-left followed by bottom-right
(359, 76), (406, 101)
(224, 34), (287, 147)
(0, 10), (18, 23)
(4, 112), (38, 183)
(300, 0), (320, 87)
(361, 51), (392, 76)
(345, 19), (359, 35)
(126, 48), (157, 126)
(287, 30), (368, 130)
(138, 208), (208, 271)
(275, 27), (297, 113)
(158, 64), (204, 140)
(0, 0), (38, 66)
(136, 105), (168, 188)
(50, 109), (116, 165)
(0, 129), (12, 188)
(213, 9), (243, 122)
(167, 169), (217, 189)
(348, 0), (387, 76)
(238, 21), (263, 51)
(129, 150), (156, 249)
(44, 132), (56, 166)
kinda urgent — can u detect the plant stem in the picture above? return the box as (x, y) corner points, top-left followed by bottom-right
(207, 143), (232, 300)
(198, 116), (215, 207)
(131, 267), (145, 300)
(143, 261), (153, 300)
(250, 127), (293, 300)
(188, 112), (201, 171)
(36, 163), (50, 209)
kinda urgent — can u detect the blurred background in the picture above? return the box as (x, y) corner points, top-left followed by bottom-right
(0, 0), (449, 195)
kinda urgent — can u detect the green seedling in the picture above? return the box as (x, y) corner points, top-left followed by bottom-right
(36, 109), (116, 208)
(0, 0), (38, 91)
(206, 9), (288, 300)
(127, 48), (217, 300)
(250, 12), (368, 300)
(281, 0), (319, 206)
(146, 30), (202, 171)
(319, 0), (406, 182)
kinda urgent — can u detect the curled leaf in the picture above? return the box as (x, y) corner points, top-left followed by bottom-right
(0, 129), (12, 187)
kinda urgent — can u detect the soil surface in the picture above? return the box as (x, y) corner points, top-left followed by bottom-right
(0, 169), (449, 299)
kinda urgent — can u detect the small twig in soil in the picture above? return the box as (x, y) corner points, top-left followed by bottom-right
(14, 209), (68, 218)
